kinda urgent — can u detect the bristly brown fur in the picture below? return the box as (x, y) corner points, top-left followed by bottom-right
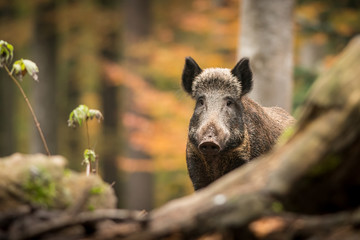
(192, 68), (242, 99)
(241, 96), (295, 159)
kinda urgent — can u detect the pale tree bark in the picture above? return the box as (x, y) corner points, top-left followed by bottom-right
(238, 0), (295, 112)
(298, 38), (326, 72)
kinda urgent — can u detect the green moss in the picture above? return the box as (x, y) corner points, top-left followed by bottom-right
(87, 204), (95, 211)
(154, 170), (192, 207)
(271, 201), (284, 213)
(63, 169), (72, 177)
(90, 186), (104, 195)
(293, 66), (317, 111)
(23, 167), (57, 208)
(277, 125), (295, 145)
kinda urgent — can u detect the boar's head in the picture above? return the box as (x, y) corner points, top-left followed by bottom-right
(182, 57), (253, 158)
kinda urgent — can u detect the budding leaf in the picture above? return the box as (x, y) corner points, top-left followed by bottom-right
(12, 59), (39, 82)
(0, 40), (14, 67)
(83, 149), (96, 165)
(23, 59), (39, 82)
(68, 105), (104, 128)
(88, 109), (104, 122)
(68, 104), (89, 128)
(12, 60), (26, 81)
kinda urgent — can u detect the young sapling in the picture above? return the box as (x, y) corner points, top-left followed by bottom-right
(68, 104), (103, 175)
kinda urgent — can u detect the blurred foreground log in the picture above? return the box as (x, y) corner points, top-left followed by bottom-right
(121, 36), (360, 239)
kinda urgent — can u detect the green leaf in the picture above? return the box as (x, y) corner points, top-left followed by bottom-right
(11, 59), (39, 82)
(67, 105), (104, 128)
(83, 149), (96, 165)
(0, 40), (14, 67)
(68, 104), (89, 128)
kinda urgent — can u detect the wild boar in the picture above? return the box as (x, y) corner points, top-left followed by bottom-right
(182, 57), (295, 190)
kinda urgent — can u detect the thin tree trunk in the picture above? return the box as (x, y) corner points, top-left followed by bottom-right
(123, 0), (151, 44)
(123, 0), (153, 211)
(0, 2), (20, 156)
(99, 10), (122, 203)
(101, 83), (122, 206)
(0, 71), (15, 156)
(238, 0), (295, 112)
(30, 1), (57, 154)
(97, 0), (123, 207)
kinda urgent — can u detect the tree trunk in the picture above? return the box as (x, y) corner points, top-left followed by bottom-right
(101, 82), (123, 206)
(0, 71), (15, 156)
(0, 3), (15, 157)
(30, 1), (57, 154)
(123, 0), (151, 44)
(97, 0), (123, 208)
(238, 0), (295, 112)
(122, 0), (154, 211)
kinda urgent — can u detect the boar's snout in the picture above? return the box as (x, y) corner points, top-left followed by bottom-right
(198, 141), (220, 155)
(197, 123), (225, 156)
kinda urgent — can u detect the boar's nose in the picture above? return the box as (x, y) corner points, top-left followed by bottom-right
(198, 141), (220, 155)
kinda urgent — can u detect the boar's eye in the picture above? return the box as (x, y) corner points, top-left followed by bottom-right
(226, 99), (233, 107)
(197, 97), (204, 106)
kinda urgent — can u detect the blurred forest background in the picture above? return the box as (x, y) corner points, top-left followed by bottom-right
(1, 0), (360, 210)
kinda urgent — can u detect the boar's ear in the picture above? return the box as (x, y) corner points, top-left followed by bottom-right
(182, 56), (202, 94)
(231, 58), (253, 96)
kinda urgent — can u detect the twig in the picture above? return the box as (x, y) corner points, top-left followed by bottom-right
(284, 208), (360, 233)
(4, 65), (51, 156)
(85, 120), (90, 149)
(0, 205), (31, 228)
(93, 154), (99, 175)
(85, 120), (93, 175)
